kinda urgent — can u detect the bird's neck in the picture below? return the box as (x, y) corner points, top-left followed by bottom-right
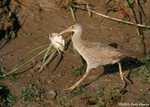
(72, 30), (83, 51)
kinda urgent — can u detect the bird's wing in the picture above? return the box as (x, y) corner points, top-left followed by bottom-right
(82, 41), (124, 59)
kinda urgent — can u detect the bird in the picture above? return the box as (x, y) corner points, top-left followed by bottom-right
(59, 23), (130, 91)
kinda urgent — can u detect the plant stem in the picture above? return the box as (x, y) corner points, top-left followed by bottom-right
(0, 48), (48, 77)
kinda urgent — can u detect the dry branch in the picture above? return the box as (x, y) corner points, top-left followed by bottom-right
(87, 8), (150, 29)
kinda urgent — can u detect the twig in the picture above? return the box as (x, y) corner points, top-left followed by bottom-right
(39, 50), (58, 72)
(87, 8), (150, 28)
(135, 0), (146, 55)
(23, 43), (49, 57)
(73, 5), (150, 29)
(72, 1), (150, 28)
(69, 6), (77, 23)
(43, 43), (52, 62)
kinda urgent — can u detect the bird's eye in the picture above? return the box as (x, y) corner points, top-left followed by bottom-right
(71, 26), (74, 29)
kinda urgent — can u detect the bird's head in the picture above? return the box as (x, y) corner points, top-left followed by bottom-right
(59, 23), (83, 35)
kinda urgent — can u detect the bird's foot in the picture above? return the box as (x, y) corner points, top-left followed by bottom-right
(65, 72), (89, 91)
(120, 73), (130, 84)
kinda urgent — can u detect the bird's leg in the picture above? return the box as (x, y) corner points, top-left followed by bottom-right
(118, 62), (130, 84)
(66, 70), (90, 91)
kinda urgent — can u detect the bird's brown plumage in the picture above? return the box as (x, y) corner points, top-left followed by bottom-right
(59, 23), (129, 90)
(70, 24), (125, 68)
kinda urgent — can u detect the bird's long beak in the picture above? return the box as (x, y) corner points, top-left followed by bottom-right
(59, 27), (72, 35)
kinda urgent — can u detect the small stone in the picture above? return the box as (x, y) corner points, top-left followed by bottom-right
(48, 90), (57, 101)
(0, 57), (5, 61)
(47, 80), (51, 84)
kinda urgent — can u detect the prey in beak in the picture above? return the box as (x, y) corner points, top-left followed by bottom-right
(59, 26), (72, 35)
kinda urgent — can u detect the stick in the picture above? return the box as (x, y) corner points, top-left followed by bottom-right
(87, 8), (150, 28)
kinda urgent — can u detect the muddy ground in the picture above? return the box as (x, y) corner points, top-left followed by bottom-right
(0, 0), (150, 107)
